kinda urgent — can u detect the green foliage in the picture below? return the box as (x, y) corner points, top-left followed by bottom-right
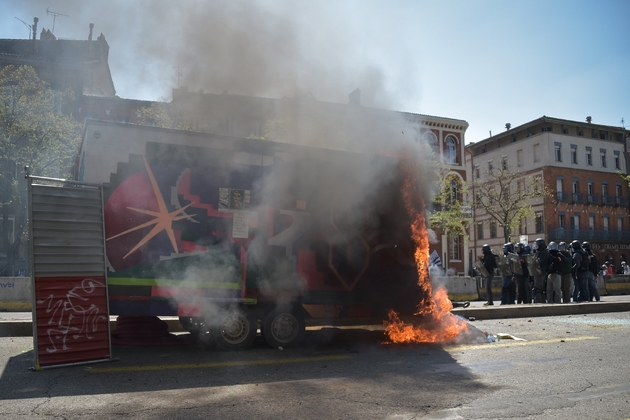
(0, 65), (82, 275)
(137, 101), (195, 131)
(429, 167), (470, 242)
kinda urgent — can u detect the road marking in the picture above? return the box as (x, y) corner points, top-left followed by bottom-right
(87, 354), (351, 374)
(445, 336), (599, 352)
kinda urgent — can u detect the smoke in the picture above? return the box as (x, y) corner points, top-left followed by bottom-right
(22, 0), (445, 342)
(6, 0), (418, 109)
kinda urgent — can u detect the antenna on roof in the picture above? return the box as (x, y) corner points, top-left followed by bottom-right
(46, 8), (69, 34)
(15, 17), (33, 38)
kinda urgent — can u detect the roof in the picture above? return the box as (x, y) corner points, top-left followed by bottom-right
(466, 115), (629, 149)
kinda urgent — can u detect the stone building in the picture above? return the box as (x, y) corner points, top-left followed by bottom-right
(465, 116), (630, 267)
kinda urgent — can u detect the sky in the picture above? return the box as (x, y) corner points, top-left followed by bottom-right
(1, 0), (629, 143)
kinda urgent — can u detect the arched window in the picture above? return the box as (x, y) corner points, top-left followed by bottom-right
(445, 136), (457, 164)
(423, 131), (438, 153)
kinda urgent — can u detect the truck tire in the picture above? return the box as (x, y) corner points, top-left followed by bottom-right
(262, 309), (305, 348)
(210, 310), (257, 351)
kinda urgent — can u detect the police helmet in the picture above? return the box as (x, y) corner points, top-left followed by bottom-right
(515, 242), (525, 253)
(571, 240), (582, 251)
(582, 241), (592, 251)
(534, 238), (547, 250)
(482, 244), (491, 254)
(558, 242), (567, 251)
(548, 241), (558, 251)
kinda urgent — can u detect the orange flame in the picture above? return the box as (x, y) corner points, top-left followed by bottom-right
(384, 155), (469, 344)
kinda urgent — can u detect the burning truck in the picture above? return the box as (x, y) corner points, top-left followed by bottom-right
(66, 119), (442, 350)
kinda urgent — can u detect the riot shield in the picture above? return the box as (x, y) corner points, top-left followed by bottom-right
(496, 254), (512, 276)
(473, 260), (489, 277)
(526, 253), (543, 276)
(507, 252), (523, 275)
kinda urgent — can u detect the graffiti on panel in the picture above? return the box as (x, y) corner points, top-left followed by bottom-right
(36, 278), (107, 353)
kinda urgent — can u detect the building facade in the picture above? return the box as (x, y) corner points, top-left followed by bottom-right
(466, 116), (630, 267)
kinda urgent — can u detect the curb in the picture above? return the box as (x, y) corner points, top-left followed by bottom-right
(452, 301), (630, 320)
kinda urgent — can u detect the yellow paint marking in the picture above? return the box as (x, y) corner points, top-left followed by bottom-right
(87, 355), (351, 374)
(445, 336), (599, 352)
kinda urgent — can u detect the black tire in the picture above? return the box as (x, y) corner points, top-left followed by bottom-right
(210, 310), (257, 351)
(262, 309), (305, 348)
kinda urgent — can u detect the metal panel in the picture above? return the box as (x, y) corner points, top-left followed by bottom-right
(28, 177), (112, 369)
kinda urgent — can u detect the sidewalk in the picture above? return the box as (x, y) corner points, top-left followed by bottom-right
(2, 295), (630, 337)
(451, 294), (630, 320)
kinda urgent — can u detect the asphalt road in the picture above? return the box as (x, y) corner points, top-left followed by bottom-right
(1, 312), (629, 419)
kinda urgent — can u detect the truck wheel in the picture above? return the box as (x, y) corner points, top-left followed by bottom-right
(211, 310), (257, 351)
(262, 309), (305, 348)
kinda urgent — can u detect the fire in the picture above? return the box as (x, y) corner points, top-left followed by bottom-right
(384, 155), (469, 344)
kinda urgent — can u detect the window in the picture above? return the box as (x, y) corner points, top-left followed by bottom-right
(588, 182), (594, 195)
(502, 156), (508, 170)
(618, 217), (623, 232)
(488, 160), (493, 172)
(571, 146), (578, 164)
(614, 152), (621, 170)
(535, 213), (543, 233)
(572, 180), (579, 194)
(450, 235), (461, 260)
(602, 183), (608, 197)
(554, 143), (562, 162)
(558, 214), (565, 229)
(490, 221), (497, 238)
(534, 176), (543, 195)
(423, 131), (438, 153)
(449, 178), (458, 205)
(571, 215), (580, 230)
(603, 216), (609, 231)
(577, 127), (583, 136)
(601, 150), (607, 167)
(533, 144), (540, 163)
(517, 149), (523, 167)
(517, 179), (524, 198)
(561, 125), (568, 134)
(475, 165), (480, 179)
(586, 149), (592, 166)
(589, 215), (595, 230)
(477, 222), (484, 240)
(519, 217), (526, 235)
(445, 137), (457, 164)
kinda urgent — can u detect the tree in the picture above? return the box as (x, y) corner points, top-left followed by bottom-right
(137, 100), (195, 131)
(472, 161), (550, 243)
(429, 167), (470, 243)
(0, 65), (82, 275)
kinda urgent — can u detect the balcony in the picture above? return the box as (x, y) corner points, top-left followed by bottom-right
(572, 192), (584, 204)
(587, 194), (600, 205)
(616, 196), (628, 207)
(556, 191), (569, 203)
(548, 228), (630, 242)
(602, 195), (615, 206)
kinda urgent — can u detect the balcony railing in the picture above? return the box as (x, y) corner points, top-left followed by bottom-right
(572, 192), (584, 204)
(602, 195), (615, 206)
(556, 191), (569, 202)
(616, 196), (628, 207)
(587, 194), (600, 205)
(548, 228), (630, 242)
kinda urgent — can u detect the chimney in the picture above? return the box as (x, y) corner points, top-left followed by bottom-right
(505, 123), (511, 130)
(586, 116), (592, 123)
(348, 88), (361, 106)
(32, 17), (38, 40)
(88, 23), (94, 41)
